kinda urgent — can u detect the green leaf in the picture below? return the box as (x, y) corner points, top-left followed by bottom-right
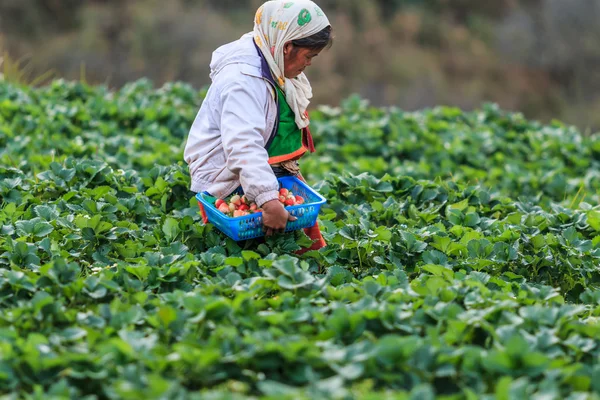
(422, 250), (449, 267)
(242, 251), (261, 261)
(158, 306), (177, 327)
(294, 229), (314, 248)
(272, 257), (297, 277)
(410, 384), (435, 400)
(482, 351), (512, 374)
(530, 235), (546, 250)
(59, 327), (87, 341)
(421, 264), (454, 280)
(34, 205), (59, 221)
(162, 217), (180, 242)
(327, 265), (352, 286)
(225, 257), (243, 267)
(505, 335), (529, 358)
(464, 212), (481, 227)
(125, 264), (151, 281)
(374, 226), (392, 242)
(467, 239), (492, 258)
(258, 380), (298, 396)
(448, 198), (469, 211)
(495, 376), (513, 400)
(10, 241), (40, 267)
(589, 210), (600, 231)
(425, 276), (447, 293)
(33, 221), (54, 237)
(339, 225), (361, 241)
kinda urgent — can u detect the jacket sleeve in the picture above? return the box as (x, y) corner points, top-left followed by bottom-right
(219, 80), (279, 207)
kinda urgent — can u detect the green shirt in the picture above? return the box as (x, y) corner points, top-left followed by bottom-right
(267, 86), (305, 162)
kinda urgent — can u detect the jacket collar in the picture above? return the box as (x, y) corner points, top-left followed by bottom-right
(253, 40), (278, 86)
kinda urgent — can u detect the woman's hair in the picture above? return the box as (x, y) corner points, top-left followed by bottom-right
(291, 25), (333, 51)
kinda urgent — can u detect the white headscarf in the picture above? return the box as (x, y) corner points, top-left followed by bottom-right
(252, 1), (330, 129)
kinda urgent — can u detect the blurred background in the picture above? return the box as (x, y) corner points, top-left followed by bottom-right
(2, 0), (600, 132)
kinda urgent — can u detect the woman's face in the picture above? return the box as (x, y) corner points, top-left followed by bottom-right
(283, 42), (322, 79)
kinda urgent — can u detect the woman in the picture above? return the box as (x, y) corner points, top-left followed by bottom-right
(184, 0), (332, 252)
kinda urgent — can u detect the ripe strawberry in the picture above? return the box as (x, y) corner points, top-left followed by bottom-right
(279, 195), (286, 203)
(230, 195), (241, 206)
(241, 195), (248, 205)
(285, 198), (296, 206)
(279, 188), (289, 197)
(238, 204), (250, 211)
(218, 203), (230, 214)
(250, 203), (258, 211)
(295, 195), (304, 204)
(215, 199), (225, 208)
(233, 210), (249, 217)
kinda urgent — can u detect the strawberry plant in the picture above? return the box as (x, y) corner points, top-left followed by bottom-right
(1, 79), (600, 399)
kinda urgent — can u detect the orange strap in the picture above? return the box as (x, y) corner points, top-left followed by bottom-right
(197, 201), (209, 224)
(295, 172), (326, 254)
(302, 115), (316, 153)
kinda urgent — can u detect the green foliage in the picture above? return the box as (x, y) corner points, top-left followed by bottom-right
(1, 79), (600, 398)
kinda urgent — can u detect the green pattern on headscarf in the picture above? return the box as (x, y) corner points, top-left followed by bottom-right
(297, 9), (312, 26)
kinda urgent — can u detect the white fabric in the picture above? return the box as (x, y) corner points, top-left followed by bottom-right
(184, 35), (280, 206)
(253, 0), (330, 129)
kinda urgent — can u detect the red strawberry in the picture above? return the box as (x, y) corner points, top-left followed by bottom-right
(241, 195), (248, 205)
(215, 199), (225, 208)
(239, 204), (250, 211)
(295, 195), (305, 205)
(285, 198), (296, 206)
(233, 210), (249, 217)
(250, 203), (258, 211)
(279, 195), (286, 203)
(218, 203), (230, 214)
(279, 188), (289, 197)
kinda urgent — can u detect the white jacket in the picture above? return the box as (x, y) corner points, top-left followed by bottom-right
(184, 34), (280, 207)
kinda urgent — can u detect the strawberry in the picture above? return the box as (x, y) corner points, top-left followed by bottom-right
(279, 188), (289, 197)
(250, 203), (258, 211)
(230, 195), (241, 206)
(215, 199), (225, 208)
(238, 204), (250, 211)
(241, 195), (248, 205)
(218, 203), (230, 214)
(285, 198), (296, 206)
(229, 203), (236, 212)
(233, 210), (249, 217)
(279, 195), (286, 203)
(295, 195), (305, 205)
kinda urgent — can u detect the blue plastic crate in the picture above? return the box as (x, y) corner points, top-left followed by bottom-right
(196, 176), (326, 241)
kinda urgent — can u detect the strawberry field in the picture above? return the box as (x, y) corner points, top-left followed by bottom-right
(2, 79), (600, 399)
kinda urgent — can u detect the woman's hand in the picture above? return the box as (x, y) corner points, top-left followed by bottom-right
(261, 199), (297, 236)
